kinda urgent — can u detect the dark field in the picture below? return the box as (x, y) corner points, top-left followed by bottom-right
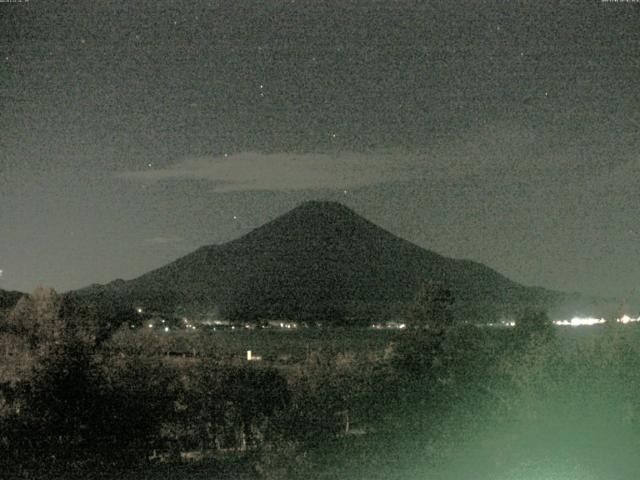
(150, 327), (397, 360)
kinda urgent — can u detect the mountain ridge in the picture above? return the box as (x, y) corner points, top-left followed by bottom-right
(76, 201), (603, 324)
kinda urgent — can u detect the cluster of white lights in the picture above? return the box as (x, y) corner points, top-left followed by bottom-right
(485, 315), (640, 328)
(553, 315), (640, 327)
(182, 318), (197, 331)
(370, 322), (406, 330)
(485, 320), (515, 328)
(554, 317), (606, 327)
(617, 314), (640, 324)
(279, 322), (299, 329)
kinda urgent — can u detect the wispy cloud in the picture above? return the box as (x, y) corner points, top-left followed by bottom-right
(118, 151), (416, 191)
(117, 122), (630, 193)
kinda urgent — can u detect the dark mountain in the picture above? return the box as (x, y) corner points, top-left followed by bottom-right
(77, 201), (595, 325)
(0, 289), (25, 312)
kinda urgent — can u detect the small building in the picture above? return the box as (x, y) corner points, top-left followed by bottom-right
(246, 350), (262, 362)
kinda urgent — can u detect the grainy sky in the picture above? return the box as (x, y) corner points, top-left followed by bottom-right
(1, 0), (638, 299)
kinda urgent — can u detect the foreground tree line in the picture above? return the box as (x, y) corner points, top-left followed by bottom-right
(2, 285), (640, 479)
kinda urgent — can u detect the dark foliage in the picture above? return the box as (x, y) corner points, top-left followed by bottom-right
(0, 289), (25, 312)
(407, 280), (455, 330)
(1, 342), (174, 476)
(512, 307), (554, 347)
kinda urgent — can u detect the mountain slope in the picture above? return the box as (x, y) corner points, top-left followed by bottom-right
(78, 201), (568, 324)
(0, 289), (25, 311)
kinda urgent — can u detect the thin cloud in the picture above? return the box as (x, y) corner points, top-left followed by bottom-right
(118, 151), (415, 192)
(117, 122), (629, 193)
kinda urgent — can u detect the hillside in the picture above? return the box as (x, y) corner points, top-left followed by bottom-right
(0, 289), (25, 312)
(77, 201), (582, 324)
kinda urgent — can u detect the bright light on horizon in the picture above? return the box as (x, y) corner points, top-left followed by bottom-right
(618, 314), (639, 324)
(552, 315), (640, 326)
(554, 317), (606, 327)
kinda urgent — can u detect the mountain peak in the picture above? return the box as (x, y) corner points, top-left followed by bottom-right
(289, 200), (358, 217)
(240, 200), (373, 244)
(295, 200), (351, 209)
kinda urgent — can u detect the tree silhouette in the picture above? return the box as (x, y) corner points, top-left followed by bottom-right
(407, 281), (454, 330)
(513, 307), (553, 346)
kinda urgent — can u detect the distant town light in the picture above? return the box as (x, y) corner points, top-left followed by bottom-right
(554, 317), (605, 327)
(136, 307), (143, 314)
(618, 315), (640, 324)
(164, 326), (169, 332)
(148, 324), (153, 328)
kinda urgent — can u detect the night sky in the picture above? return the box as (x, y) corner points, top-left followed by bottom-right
(1, 1), (639, 299)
